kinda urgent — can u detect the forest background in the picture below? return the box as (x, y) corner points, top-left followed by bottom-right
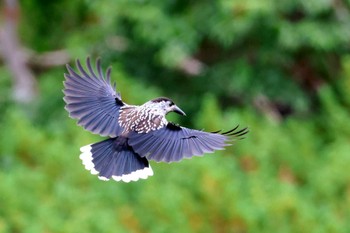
(1, 0), (350, 232)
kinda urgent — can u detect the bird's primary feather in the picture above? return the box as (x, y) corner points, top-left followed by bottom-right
(128, 123), (248, 163)
(63, 58), (124, 137)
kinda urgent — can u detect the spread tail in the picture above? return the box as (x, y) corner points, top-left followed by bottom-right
(79, 138), (153, 182)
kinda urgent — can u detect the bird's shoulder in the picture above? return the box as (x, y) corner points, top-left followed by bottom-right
(165, 122), (182, 131)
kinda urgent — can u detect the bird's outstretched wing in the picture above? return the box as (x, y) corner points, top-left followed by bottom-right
(63, 58), (124, 137)
(128, 123), (248, 163)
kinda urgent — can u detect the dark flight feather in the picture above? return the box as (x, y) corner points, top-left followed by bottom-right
(128, 123), (247, 163)
(63, 58), (124, 137)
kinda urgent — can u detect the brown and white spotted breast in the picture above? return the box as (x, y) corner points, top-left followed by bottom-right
(119, 105), (167, 134)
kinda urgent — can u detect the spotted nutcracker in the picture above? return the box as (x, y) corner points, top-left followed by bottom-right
(63, 58), (248, 182)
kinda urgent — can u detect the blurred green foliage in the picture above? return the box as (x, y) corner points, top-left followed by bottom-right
(1, 0), (350, 232)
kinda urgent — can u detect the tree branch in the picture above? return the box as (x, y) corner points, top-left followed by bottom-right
(0, 0), (37, 103)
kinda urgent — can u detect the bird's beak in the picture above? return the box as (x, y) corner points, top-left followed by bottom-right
(173, 105), (186, 116)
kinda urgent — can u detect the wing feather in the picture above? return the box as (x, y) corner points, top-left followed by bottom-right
(172, 136), (183, 161)
(67, 65), (102, 89)
(63, 58), (125, 137)
(161, 140), (174, 162)
(128, 123), (248, 163)
(147, 137), (167, 161)
(195, 136), (216, 153)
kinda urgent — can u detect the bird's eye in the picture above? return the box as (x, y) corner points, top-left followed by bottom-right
(169, 102), (174, 106)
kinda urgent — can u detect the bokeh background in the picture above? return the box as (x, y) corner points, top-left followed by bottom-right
(1, 0), (350, 232)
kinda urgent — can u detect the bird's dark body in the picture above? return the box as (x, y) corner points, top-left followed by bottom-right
(63, 58), (248, 182)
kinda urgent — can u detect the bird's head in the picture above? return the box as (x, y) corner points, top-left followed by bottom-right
(147, 97), (186, 116)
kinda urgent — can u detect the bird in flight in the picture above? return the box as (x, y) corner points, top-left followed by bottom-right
(63, 58), (248, 182)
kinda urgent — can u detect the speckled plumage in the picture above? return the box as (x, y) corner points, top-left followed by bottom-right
(119, 104), (168, 134)
(63, 58), (248, 183)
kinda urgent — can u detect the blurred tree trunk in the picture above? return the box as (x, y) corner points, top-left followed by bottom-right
(0, 0), (38, 103)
